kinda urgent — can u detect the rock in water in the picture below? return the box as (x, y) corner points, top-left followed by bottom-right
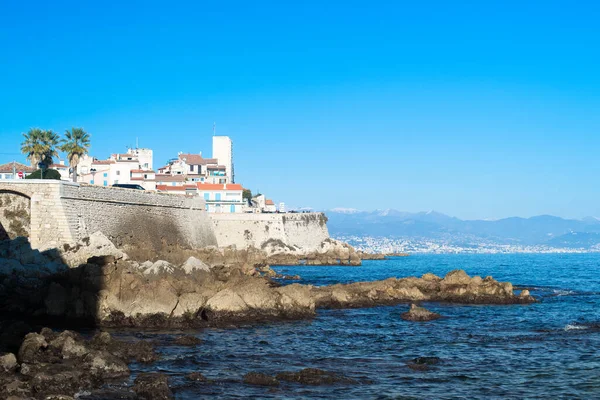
(275, 368), (356, 385)
(243, 372), (280, 386)
(174, 335), (202, 346)
(133, 373), (173, 399)
(401, 304), (442, 322)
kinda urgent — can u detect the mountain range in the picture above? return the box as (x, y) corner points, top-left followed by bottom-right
(325, 209), (600, 248)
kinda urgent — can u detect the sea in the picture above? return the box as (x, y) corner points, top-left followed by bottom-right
(112, 254), (600, 399)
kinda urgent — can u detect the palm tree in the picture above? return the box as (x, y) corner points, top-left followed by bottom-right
(40, 130), (60, 167)
(60, 127), (90, 182)
(21, 128), (60, 167)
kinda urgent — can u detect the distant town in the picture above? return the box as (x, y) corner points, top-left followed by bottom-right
(337, 235), (600, 254)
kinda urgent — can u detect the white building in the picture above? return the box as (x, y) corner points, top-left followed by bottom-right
(156, 182), (245, 213)
(212, 136), (234, 183)
(0, 162), (34, 180)
(77, 148), (156, 189)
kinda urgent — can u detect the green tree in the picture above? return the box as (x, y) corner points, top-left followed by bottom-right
(60, 127), (91, 182)
(243, 189), (253, 201)
(24, 168), (62, 180)
(20, 128), (60, 167)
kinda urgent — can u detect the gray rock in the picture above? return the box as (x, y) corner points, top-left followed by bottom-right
(0, 352), (17, 373)
(143, 260), (175, 275)
(181, 256), (210, 273)
(401, 304), (442, 322)
(17, 333), (48, 363)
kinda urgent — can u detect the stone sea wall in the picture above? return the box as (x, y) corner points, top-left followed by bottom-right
(60, 184), (217, 250)
(210, 213), (330, 251)
(0, 181), (217, 251)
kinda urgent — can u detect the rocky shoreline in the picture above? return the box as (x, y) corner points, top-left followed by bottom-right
(0, 232), (536, 398)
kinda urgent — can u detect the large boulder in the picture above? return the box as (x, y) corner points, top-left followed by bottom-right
(61, 232), (127, 268)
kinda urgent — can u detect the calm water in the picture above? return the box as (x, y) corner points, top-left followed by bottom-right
(115, 254), (600, 399)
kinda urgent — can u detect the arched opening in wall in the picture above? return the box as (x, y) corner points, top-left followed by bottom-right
(0, 190), (31, 240)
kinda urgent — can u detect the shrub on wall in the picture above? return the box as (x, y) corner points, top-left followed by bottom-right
(24, 169), (62, 180)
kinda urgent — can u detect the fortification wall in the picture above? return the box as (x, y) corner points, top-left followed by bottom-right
(0, 181), (217, 251)
(209, 213), (330, 251)
(60, 184), (217, 250)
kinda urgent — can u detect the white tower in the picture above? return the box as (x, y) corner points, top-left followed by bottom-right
(212, 135), (234, 183)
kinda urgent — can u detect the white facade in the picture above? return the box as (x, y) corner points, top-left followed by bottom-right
(212, 136), (233, 183)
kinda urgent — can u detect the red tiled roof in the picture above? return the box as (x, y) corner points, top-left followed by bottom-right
(178, 153), (218, 165)
(265, 200), (275, 205)
(196, 183), (243, 191)
(0, 162), (35, 173)
(130, 177), (144, 181)
(207, 165), (226, 170)
(49, 164), (68, 169)
(131, 169), (155, 173)
(92, 160), (115, 165)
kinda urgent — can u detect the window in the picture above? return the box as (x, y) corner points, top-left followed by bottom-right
(204, 193), (209, 200)
(144, 163), (148, 168)
(103, 180), (108, 186)
(144, 174), (148, 179)
(172, 182), (177, 186)
(90, 180), (94, 184)
(230, 205), (235, 213)
(201, 178), (204, 182)
(114, 180), (118, 184)
(205, 204), (209, 211)
(190, 165), (194, 172)
(103, 172), (108, 178)
(116, 171), (120, 176)
(215, 193), (221, 201)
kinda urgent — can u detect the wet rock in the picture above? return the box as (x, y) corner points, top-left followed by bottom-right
(61, 336), (88, 359)
(275, 368), (356, 385)
(407, 356), (441, 371)
(30, 368), (90, 397)
(243, 372), (280, 386)
(0, 353), (17, 373)
(401, 304), (442, 322)
(84, 350), (130, 379)
(186, 372), (208, 382)
(17, 332), (48, 363)
(133, 373), (173, 400)
(174, 335), (202, 346)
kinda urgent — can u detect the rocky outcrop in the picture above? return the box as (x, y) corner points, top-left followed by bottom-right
(0, 328), (156, 399)
(0, 234), (535, 330)
(401, 304), (442, 321)
(311, 269), (535, 309)
(263, 238), (362, 266)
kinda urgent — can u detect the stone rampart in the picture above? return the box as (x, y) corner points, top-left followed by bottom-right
(209, 212), (329, 251)
(0, 180), (217, 251)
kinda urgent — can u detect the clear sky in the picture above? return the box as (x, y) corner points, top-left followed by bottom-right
(1, 1), (599, 220)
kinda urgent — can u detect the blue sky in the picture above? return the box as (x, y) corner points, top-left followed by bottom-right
(1, 0), (599, 219)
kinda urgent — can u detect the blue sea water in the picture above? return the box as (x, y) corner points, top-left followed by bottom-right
(117, 254), (600, 399)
